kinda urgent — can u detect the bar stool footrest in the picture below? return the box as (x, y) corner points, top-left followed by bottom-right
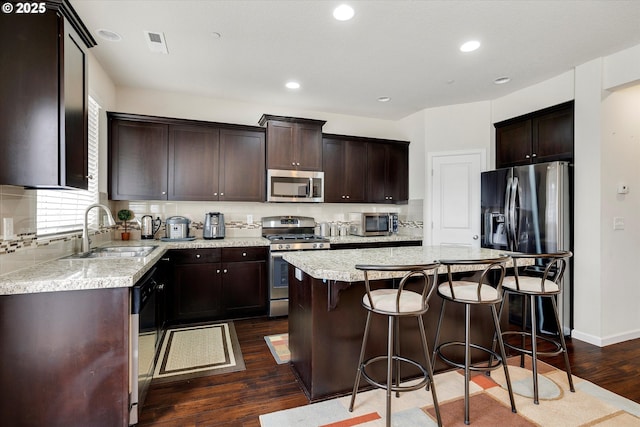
(361, 355), (430, 393)
(435, 341), (504, 372)
(502, 331), (564, 357)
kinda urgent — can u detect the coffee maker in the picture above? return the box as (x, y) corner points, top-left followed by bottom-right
(140, 215), (161, 239)
(203, 212), (225, 239)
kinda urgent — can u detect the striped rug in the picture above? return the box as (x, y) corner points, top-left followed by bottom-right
(259, 356), (640, 426)
(153, 322), (245, 383)
(264, 333), (291, 364)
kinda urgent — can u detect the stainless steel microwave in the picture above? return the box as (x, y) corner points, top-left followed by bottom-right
(348, 212), (398, 236)
(267, 169), (324, 202)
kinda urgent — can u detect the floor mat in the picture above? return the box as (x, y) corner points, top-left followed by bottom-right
(264, 333), (291, 364)
(153, 322), (245, 383)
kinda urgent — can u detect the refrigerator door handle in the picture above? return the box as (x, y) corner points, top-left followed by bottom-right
(509, 176), (519, 250)
(504, 177), (513, 250)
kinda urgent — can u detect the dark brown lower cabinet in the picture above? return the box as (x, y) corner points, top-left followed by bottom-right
(167, 247), (268, 324)
(222, 247), (268, 317)
(0, 288), (129, 427)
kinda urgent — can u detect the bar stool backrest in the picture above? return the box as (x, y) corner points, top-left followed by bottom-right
(510, 250), (572, 292)
(439, 255), (510, 303)
(355, 263), (441, 314)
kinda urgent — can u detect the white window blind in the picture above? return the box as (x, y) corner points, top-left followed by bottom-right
(36, 97), (100, 236)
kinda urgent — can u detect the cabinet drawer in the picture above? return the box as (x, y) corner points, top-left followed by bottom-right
(168, 248), (221, 264)
(222, 247), (268, 263)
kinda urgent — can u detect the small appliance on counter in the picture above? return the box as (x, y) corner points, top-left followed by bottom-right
(348, 212), (398, 236)
(140, 215), (161, 239)
(163, 216), (193, 241)
(203, 212), (225, 239)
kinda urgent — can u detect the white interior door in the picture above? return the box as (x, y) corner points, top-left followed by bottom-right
(428, 150), (485, 247)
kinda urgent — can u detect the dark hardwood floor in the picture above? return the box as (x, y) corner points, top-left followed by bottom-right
(139, 316), (640, 426)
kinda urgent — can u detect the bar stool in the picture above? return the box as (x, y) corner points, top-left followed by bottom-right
(349, 263), (442, 427)
(432, 256), (516, 425)
(495, 251), (574, 404)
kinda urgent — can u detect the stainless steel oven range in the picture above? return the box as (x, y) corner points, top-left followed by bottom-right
(262, 216), (330, 317)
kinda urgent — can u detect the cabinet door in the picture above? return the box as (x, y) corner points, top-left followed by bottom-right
(294, 123), (323, 171)
(222, 260), (267, 316)
(322, 138), (346, 202)
(168, 124), (219, 201)
(366, 142), (388, 203)
(533, 107), (574, 163)
(323, 138), (367, 203)
(109, 119), (169, 200)
(386, 143), (408, 203)
(366, 142), (408, 203)
(266, 121), (295, 170)
(219, 129), (266, 201)
(496, 120), (533, 168)
(265, 119), (323, 171)
(172, 263), (223, 321)
(0, 10), (89, 189)
(63, 21), (89, 189)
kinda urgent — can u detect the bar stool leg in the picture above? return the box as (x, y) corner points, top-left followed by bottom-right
(529, 293), (540, 404)
(418, 315), (442, 426)
(349, 311), (372, 412)
(394, 317), (401, 398)
(431, 300), (446, 373)
(491, 304), (517, 413)
(464, 304), (471, 425)
(386, 317), (394, 427)
(520, 294), (527, 368)
(550, 295), (575, 392)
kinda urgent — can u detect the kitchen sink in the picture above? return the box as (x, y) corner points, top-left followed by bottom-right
(64, 245), (158, 259)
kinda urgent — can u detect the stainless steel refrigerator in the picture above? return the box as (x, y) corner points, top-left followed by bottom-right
(481, 161), (572, 335)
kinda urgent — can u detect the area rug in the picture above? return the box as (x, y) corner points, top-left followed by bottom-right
(153, 322), (245, 383)
(259, 356), (640, 426)
(264, 333), (291, 364)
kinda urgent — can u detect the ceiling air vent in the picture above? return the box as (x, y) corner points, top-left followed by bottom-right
(144, 31), (168, 54)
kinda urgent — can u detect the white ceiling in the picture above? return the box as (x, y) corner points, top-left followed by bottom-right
(70, 0), (640, 120)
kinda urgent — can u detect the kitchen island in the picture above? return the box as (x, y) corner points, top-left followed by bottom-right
(282, 246), (517, 401)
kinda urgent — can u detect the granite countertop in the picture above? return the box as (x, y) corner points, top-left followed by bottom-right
(0, 237), (269, 296)
(0, 234), (426, 296)
(282, 246), (520, 282)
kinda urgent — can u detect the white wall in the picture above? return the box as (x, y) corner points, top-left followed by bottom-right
(115, 86), (405, 140)
(599, 84), (640, 340)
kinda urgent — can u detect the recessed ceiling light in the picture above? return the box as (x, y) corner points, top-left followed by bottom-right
(333, 4), (355, 21)
(285, 81), (300, 89)
(96, 29), (122, 42)
(494, 76), (511, 85)
(460, 40), (480, 52)
(377, 96), (391, 102)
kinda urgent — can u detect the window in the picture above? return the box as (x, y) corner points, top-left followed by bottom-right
(36, 97), (100, 235)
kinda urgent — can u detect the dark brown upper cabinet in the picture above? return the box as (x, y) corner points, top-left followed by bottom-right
(259, 114), (326, 171)
(366, 140), (409, 204)
(0, 0), (95, 188)
(322, 136), (367, 203)
(495, 101), (574, 168)
(108, 113), (265, 201)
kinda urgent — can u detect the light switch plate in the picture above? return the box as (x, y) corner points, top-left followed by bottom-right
(613, 217), (625, 230)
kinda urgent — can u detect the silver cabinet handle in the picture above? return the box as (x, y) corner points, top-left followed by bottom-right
(532, 153), (537, 158)
(162, 191), (167, 195)
(196, 254), (201, 258)
(223, 269), (228, 273)
(216, 269), (221, 273)
(220, 192), (224, 196)
(242, 252), (247, 257)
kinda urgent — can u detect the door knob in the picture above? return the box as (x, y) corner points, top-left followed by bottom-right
(473, 235), (479, 240)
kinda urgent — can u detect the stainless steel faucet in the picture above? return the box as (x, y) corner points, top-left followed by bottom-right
(82, 203), (116, 253)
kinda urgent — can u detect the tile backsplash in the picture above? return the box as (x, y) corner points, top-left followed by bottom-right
(1, 183), (423, 276)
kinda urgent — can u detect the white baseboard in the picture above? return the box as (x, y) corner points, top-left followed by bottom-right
(571, 328), (640, 347)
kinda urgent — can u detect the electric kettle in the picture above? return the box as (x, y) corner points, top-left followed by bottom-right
(203, 212), (225, 239)
(141, 215), (161, 239)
